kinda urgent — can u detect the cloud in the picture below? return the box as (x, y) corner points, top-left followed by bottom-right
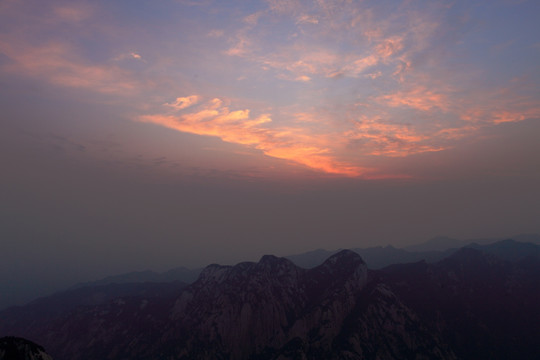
(376, 87), (450, 112)
(375, 37), (404, 59)
(225, 34), (252, 57)
(365, 71), (382, 79)
(295, 75), (311, 82)
(53, 3), (94, 23)
(347, 115), (445, 157)
(0, 3), (140, 95)
(2, 0), (537, 181)
(222, 1), (421, 82)
(296, 14), (319, 25)
(457, 85), (540, 125)
(0, 39), (138, 94)
(140, 96), (367, 177)
(165, 96), (200, 110)
(249, 47), (382, 80)
(244, 11), (264, 26)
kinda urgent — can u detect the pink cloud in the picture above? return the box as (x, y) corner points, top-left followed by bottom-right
(165, 96), (200, 110)
(140, 97), (368, 177)
(376, 87), (450, 112)
(348, 115), (446, 157)
(0, 39), (138, 94)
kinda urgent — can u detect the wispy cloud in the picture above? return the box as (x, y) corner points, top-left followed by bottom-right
(52, 3), (94, 23)
(0, 39), (138, 94)
(164, 96), (200, 110)
(140, 97), (367, 177)
(346, 115), (445, 157)
(0, 2), (140, 95)
(376, 87), (450, 112)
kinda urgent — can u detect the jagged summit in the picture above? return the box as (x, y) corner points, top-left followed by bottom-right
(308, 249), (368, 297)
(259, 254), (280, 263)
(256, 254), (297, 271)
(195, 250), (365, 286)
(196, 263), (232, 284)
(322, 249), (365, 264)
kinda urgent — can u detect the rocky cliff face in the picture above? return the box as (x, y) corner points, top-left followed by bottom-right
(167, 250), (452, 359)
(0, 337), (53, 360)
(1, 243), (538, 360)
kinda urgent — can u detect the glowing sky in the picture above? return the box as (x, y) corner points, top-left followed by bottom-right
(1, 0), (538, 178)
(1, 0), (539, 307)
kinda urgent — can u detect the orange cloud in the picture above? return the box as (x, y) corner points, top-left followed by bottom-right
(458, 88), (540, 125)
(375, 37), (403, 59)
(348, 116), (445, 157)
(296, 14), (319, 25)
(165, 96), (200, 110)
(436, 126), (479, 140)
(377, 87), (450, 112)
(492, 111), (526, 124)
(140, 97), (367, 177)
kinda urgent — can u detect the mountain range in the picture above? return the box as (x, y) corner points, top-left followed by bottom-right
(1, 238), (539, 359)
(3, 234), (538, 313)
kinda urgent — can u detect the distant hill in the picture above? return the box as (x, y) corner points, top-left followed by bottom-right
(286, 234), (540, 269)
(403, 233), (540, 252)
(286, 245), (454, 269)
(71, 266), (201, 289)
(466, 238), (540, 261)
(403, 236), (464, 252)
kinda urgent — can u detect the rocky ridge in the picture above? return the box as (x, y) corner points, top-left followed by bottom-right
(1, 241), (539, 359)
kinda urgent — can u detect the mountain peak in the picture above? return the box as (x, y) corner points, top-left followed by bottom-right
(259, 254), (279, 262)
(311, 249), (368, 291)
(252, 255), (298, 277)
(323, 249), (365, 266)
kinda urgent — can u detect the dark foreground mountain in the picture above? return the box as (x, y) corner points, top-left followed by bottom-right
(0, 337), (53, 360)
(379, 246), (540, 360)
(1, 240), (539, 360)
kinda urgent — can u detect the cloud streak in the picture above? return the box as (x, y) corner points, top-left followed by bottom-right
(141, 97), (367, 177)
(0, 35), (138, 95)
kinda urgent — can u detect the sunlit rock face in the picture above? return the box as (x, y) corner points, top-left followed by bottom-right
(0, 337), (54, 360)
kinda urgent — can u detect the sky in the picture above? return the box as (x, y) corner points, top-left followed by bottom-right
(1, 0), (539, 307)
